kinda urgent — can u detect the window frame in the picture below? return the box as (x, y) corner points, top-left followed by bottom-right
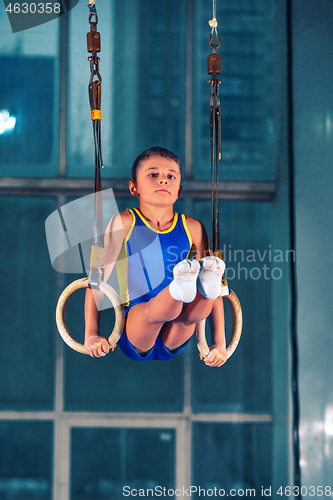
(0, 0), (292, 497)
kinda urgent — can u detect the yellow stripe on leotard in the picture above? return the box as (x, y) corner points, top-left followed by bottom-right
(133, 208), (178, 234)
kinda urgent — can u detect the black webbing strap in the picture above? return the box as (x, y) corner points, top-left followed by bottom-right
(208, 32), (229, 293)
(208, 33), (222, 256)
(87, 2), (105, 289)
(89, 78), (104, 248)
(210, 99), (221, 255)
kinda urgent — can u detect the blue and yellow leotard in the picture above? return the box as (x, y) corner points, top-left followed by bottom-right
(116, 208), (193, 361)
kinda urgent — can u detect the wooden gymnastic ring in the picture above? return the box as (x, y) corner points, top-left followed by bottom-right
(195, 288), (243, 361)
(55, 277), (125, 355)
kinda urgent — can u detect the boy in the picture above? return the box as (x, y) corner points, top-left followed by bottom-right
(84, 147), (228, 367)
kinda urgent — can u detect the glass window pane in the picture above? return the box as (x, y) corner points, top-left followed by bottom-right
(64, 311), (185, 412)
(71, 428), (175, 499)
(192, 423), (272, 496)
(68, 0), (185, 178)
(192, 200), (272, 413)
(0, 16), (59, 177)
(0, 421), (53, 500)
(0, 197), (57, 410)
(194, 0), (274, 180)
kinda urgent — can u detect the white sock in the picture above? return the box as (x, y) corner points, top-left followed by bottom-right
(197, 256), (225, 299)
(169, 259), (200, 303)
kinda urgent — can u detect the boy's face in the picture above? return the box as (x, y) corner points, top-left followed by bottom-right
(129, 156), (182, 206)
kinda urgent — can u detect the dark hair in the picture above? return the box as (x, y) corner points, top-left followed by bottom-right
(131, 146), (182, 183)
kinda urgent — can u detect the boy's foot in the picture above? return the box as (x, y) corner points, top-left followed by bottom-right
(197, 256), (225, 299)
(169, 259), (200, 303)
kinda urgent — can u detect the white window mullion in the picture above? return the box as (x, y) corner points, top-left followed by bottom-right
(176, 418), (192, 494)
(53, 417), (71, 500)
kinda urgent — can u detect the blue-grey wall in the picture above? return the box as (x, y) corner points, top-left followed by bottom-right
(293, 0), (333, 487)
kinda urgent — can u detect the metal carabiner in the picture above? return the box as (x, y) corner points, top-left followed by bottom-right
(89, 69), (102, 85)
(209, 33), (220, 50)
(209, 76), (220, 107)
(89, 12), (98, 27)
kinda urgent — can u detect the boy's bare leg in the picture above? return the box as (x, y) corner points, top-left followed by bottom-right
(161, 256), (225, 350)
(161, 291), (214, 350)
(125, 259), (200, 352)
(124, 287), (183, 352)
(125, 257), (225, 353)
(125, 288), (214, 353)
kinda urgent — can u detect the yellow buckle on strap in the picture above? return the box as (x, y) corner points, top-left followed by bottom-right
(91, 109), (102, 121)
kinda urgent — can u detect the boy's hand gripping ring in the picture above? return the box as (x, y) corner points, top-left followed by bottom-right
(195, 288), (243, 361)
(56, 277), (125, 354)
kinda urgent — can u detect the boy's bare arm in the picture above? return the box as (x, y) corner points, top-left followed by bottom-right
(84, 211), (130, 356)
(185, 216), (210, 260)
(207, 296), (228, 366)
(186, 216), (228, 366)
(210, 296), (226, 348)
(197, 296), (227, 368)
